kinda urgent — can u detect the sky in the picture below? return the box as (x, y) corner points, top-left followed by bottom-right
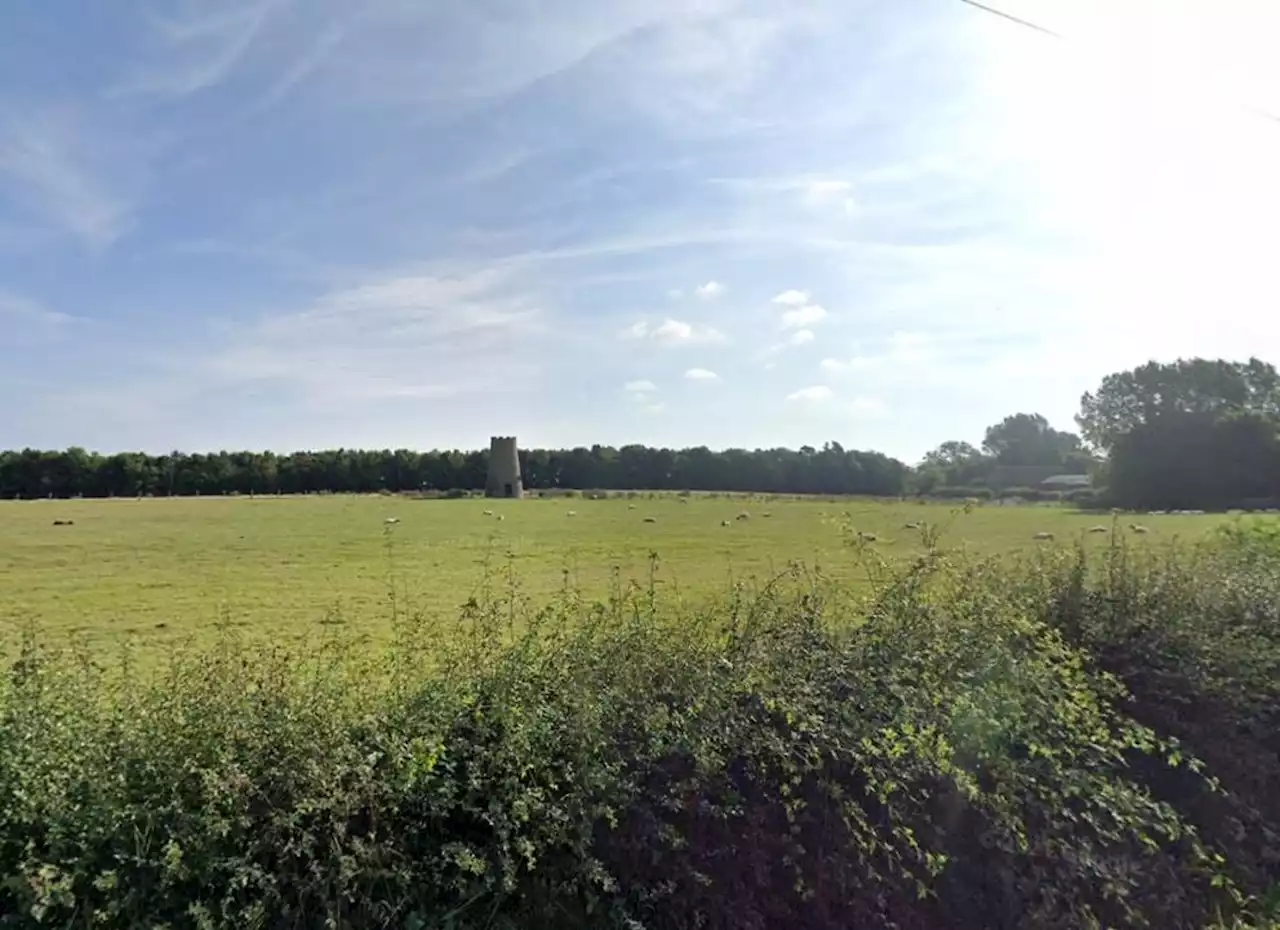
(1, 0), (1278, 463)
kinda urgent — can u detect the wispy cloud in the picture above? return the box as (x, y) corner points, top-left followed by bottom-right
(785, 384), (884, 418)
(820, 331), (937, 375)
(113, 0), (282, 98)
(0, 106), (138, 249)
(621, 318), (727, 346)
(695, 280), (725, 299)
(201, 267), (545, 407)
(789, 329), (815, 346)
(802, 179), (856, 214)
(684, 367), (720, 381)
(0, 291), (75, 326)
(624, 379), (657, 393)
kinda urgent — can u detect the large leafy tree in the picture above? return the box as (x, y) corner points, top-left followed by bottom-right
(921, 441), (982, 468)
(982, 413), (1082, 467)
(1077, 357), (1280, 452)
(1079, 358), (1280, 509)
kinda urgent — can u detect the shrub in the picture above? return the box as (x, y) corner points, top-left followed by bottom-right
(1036, 537), (1280, 916)
(3, 540), (1265, 929)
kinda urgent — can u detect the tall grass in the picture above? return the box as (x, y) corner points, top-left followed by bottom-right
(1, 529), (1278, 928)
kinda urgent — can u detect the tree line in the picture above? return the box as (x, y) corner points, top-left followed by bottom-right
(0, 443), (909, 500)
(4, 357), (1278, 509)
(916, 356), (1280, 510)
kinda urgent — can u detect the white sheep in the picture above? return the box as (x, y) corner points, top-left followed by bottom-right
(762, 512), (772, 518)
(1034, 532), (1055, 541)
(735, 511), (750, 521)
(496, 514), (505, 521)
(903, 522), (920, 530)
(1088, 525), (1109, 533)
(721, 519), (731, 527)
(1129, 524), (1149, 534)
(384, 517), (400, 525)
(566, 510), (577, 517)
(482, 509), (493, 516)
(856, 531), (878, 542)
(643, 516), (657, 523)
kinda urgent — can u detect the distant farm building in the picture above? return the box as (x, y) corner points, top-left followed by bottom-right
(988, 465), (1092, 492)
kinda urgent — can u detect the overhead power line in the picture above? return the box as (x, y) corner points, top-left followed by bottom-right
(957, 0), (1061, 38)
(955, 0), (1280, 125)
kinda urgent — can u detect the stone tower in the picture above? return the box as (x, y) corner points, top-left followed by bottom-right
(485, 436), (523, 499)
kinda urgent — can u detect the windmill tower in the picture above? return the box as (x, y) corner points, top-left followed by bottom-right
(485, 436), (523, 499)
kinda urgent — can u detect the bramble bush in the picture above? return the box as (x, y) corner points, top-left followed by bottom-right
(1, 531), (1277, 928)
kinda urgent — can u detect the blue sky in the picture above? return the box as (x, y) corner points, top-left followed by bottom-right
(2, 0), (1278, 462)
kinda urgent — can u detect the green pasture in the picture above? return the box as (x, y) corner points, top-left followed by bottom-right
(0, 494), (1224, 655)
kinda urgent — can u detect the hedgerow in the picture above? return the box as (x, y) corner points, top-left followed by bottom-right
(1, 533), (1276, 928)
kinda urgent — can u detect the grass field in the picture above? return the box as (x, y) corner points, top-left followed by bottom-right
(0, 494), (1225, 655)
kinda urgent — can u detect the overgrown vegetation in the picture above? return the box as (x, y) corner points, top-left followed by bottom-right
(3, 523), (1279, 928)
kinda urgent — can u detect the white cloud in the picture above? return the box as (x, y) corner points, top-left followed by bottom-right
(684, 367), (720, 381)
(202, 267), (544, 407)
(624, 379), (657, 393)
(621, 320), (652, 340)
(780, 304), (827, 329)
(771, 289), (811, 306)
(621, 318), (726, 346)
(788, 329), (814, 346)
(786, 385), (833, 403)
(695, 280), (725, 299)
(666, 288), (684, 299)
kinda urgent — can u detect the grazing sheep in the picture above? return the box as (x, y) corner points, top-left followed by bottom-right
(762, 512), (772, 518)
(903, 522), (920, 530)
(52, 519), (73, 526)
(384, 517), (400, 525)
(628, 503), (636, 509)
(566, 510), (577, 517)
(496, 514), (505, 521)
(1129, 524), (1149, 534)
(1088, 525), (1109, 533)
(721, 519), (731, 527)
(483, 509), (493, 516)
(735, 511), (750, 521)
(1033, 532), (1055, 541)
(643, 516), (657, 523)
(856, 531), (878, 542)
